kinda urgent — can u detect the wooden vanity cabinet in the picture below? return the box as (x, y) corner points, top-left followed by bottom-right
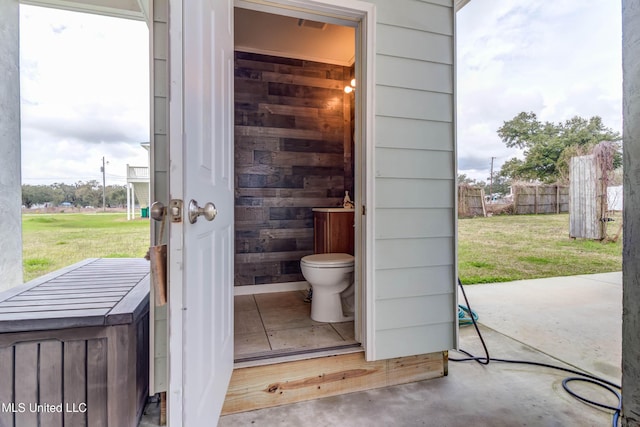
(313, 209), (354, 255)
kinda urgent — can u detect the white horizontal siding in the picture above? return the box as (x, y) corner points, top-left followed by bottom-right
(375, 323), (455, 360)
(417, 0), (453, 8)
(377, 55), (453, 93)
(376, 148), (452, 179)
(368, 0), (453, 36)
(375, 209), (453, 239)
(375, 237), (453, 269)
(151, 0), (168, 395)
(376, 294), (455, 330)
(154, 135), (168, 170)
(377, 24), (453, 64)
(154, 97), (167, 134)
(376, 117), (453, 151)
(376, 178), (454, 208)
(154, 59), (168, 97)
(376, 86), (452, 122)
(369, 0), (456, 361)
(376, 265), (454, 299)
(155, 171), (168, 201)
(153, 22), (168, 60)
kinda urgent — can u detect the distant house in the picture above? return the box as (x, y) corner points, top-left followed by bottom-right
(126, 143), (150, 220)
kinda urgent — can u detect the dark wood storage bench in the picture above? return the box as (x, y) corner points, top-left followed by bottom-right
(0, 258), (150, 427)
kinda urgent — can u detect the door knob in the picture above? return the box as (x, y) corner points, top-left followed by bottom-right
(188, 199), (217, 223)
(150, 201), (165, 221)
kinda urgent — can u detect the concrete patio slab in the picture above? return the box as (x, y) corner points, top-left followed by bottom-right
(461, 272), (622, 384)
(217, 326), (616, 426)
(215, 272), (621, 426)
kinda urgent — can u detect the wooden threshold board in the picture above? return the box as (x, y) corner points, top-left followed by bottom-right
(234, 343), (362, 366)
(222, 350), (447, 415)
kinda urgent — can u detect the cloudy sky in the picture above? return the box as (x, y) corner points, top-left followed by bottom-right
(19, 1), (622, 186)
(20, 5), (149, 186)
(457, 0), (622, 182)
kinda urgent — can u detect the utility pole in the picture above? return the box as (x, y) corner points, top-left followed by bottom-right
(101, 156), (107, 212)
(489, 156), (496, 204)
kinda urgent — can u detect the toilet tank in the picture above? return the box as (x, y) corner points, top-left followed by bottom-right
(312, 208), (354, 255)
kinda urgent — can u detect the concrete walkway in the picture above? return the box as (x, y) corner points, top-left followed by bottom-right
(218, 273), (622, 426)
(461, 272), (622, 385)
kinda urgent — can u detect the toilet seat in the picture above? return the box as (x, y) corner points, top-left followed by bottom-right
(301, 253), (354, 268)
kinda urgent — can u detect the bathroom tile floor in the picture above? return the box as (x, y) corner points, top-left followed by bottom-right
(234, 290), (358, 360)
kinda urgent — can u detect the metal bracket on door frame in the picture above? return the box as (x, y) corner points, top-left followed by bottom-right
(169, 199), (183, 223)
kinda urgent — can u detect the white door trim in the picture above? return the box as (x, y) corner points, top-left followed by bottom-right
(167, 0), (184, 426)
(168, 1), (376, 422)
(355, 2), (376, 361)
(167, 0), (184, 424)
(235, 0), (377, 360)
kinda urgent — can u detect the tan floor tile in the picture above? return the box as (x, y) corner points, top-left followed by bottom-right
(235, 331), (271, 356)
(259, 305), (322, 331)
(254, 291), (307, 310)
(234, 290), (359, 358)
(267, 324), (345, 351)
(255, 291), (316, 332)
(331, 321), (355, 341)
(234, 294), (257, 312)
(235, 308), (264, 335)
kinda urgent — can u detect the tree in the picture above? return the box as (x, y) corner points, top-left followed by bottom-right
(457, 173), (488, 190)
(74, 180), (102, 208)
(498, 158), (524, 181)
(22, 181), (134, 209)
(51, 182), (78, 206)
(486, 174), (511, 196)
(22, 185), (55, 208)
(106, 185), (127, 207)
(497, 112), (621, 183)
(458, 173), (477, 185)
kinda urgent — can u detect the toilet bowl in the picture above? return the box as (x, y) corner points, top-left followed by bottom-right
(300, 253), (355, 323)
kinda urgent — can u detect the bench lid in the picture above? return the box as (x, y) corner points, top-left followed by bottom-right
(0, 258), (150, 333)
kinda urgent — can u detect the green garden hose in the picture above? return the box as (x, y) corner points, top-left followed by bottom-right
(458, 304), (478, 326)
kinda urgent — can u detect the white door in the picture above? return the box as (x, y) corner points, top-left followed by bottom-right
(167, 0), (234, 425)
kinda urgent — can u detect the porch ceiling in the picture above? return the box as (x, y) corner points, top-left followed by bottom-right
(21, 0), (148, 21)
(455, 0), (471, 12)
(23, 0), (471, 26)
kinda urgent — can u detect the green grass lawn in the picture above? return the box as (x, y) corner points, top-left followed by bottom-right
(458, 213), (622, 284)
(21, 212), (622, 285)
(22, 213), (150, 282)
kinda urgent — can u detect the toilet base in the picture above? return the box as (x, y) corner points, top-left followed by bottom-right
(311, 290), (354, 323)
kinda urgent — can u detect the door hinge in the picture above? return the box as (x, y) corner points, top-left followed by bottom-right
(169, 199), (183, 223)
(362, 205), (366, 215)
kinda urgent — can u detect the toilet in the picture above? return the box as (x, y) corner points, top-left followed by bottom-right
(300, 253), (355, 323)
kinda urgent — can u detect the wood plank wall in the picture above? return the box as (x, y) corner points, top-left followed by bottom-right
(234, 52), (354, 287)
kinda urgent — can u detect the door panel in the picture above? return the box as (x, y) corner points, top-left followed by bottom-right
(169, 0), (234, 424)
